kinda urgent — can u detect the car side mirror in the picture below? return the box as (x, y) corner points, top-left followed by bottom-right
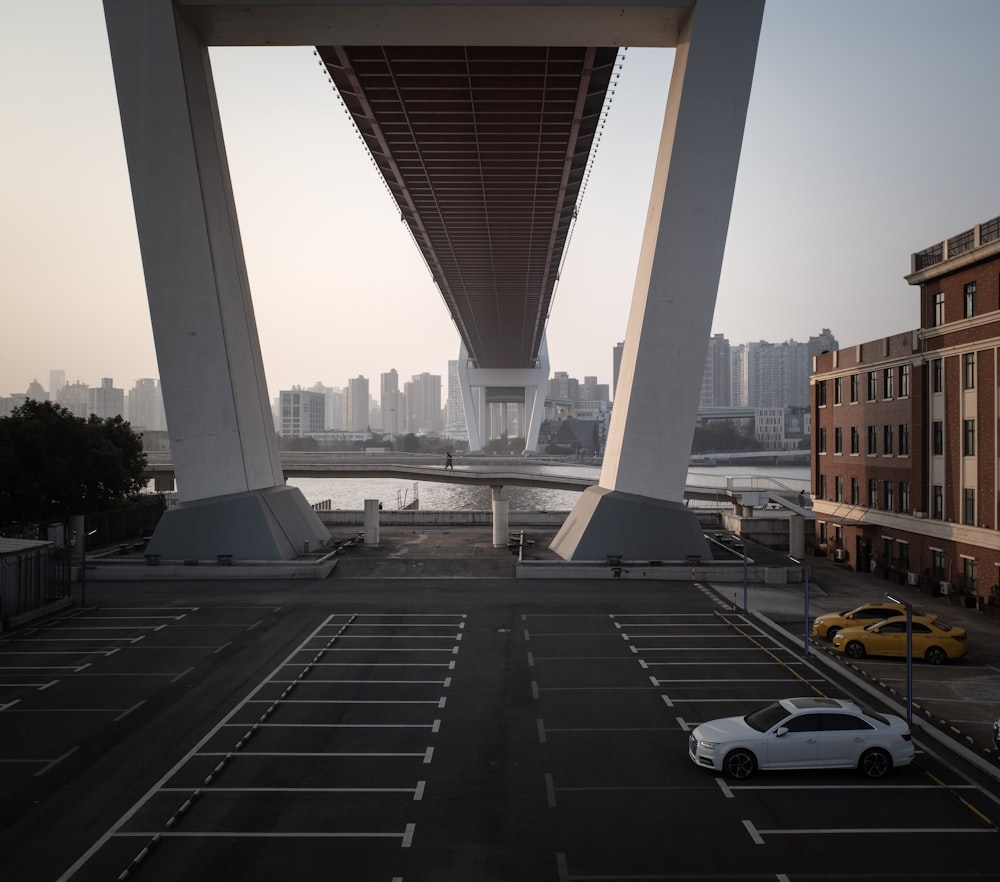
(775, 726), (788, 737)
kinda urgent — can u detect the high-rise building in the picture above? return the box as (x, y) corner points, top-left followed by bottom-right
(700, 333), (731, 408)
(811, 211), (1000, 602)
(128, 378), (167, 431)
(49, 370), (65, 401)
(26, 378), (48, 402)
(381, 370), (405, 436)
(345, 375), (370, 431)
(445, 360), (468, 440)
(404, 372), (442, 434)
(57, 381), (89, 418)
(279, 387), (326, 437)
(88, 378), (124, 419)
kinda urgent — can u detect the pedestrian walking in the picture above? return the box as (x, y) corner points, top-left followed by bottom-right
(445, 451), (454, 470)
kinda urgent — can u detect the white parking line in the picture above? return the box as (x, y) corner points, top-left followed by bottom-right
(744, 820), (996, 843)
(220, 721), (441, 730)
(116, 828), (417, 844)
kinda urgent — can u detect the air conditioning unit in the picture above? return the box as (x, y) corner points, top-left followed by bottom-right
(834, 548), (845, 561)
(906, 572), (919, 586)
(939, 581), (951, 595)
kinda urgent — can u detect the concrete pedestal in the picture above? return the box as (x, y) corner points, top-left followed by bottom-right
(144, 486), (329, 561)
(364, 499), (381, 546)
(550, 486), (710, 562)
(491, 486), (509, 548)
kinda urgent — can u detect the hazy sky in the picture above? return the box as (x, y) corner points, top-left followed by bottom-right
(4, 1), (1000, 401)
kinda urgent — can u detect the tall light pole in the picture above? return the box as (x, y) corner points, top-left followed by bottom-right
(80, 528), (97, 607)
(789, 555), (810, 657)
(885, 591), (913, 726)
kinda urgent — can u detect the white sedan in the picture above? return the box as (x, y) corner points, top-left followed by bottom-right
(688, 696), (913, 779)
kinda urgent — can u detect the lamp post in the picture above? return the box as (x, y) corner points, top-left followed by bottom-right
(80, 528), (96, 607)
(742, 543), (748, 611)
(789, 555), (810, 657)
(885, 591), (913, 725)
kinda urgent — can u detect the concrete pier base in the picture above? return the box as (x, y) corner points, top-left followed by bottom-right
(549, 486), (710, 562)
(144, 486), (329, 561)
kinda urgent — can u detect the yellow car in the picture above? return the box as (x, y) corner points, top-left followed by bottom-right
(832, 614), (968, 665)
(811, 602), (914, 641)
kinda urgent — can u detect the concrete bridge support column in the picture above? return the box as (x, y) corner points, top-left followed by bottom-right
(103, 0), (329, 561)
(491, 486), (509, 548)
(551, 0), (764, 561)
(458, 337), (549, 455)
(789, 515), (805, 560)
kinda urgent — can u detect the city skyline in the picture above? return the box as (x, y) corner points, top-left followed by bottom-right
(4, 2), (1000, 401)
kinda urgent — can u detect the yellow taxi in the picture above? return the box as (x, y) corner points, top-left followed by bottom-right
(831, 614), (968, 665)
(811, 602), (914, 641)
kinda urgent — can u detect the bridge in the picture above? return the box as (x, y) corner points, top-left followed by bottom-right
(103, 0), (764, 563)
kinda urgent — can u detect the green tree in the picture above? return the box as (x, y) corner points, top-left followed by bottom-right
(0, 400), (147, 525)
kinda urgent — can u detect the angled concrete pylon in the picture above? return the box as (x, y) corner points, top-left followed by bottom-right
(551, 1), (764, 561)
(103, 1), (329, 560)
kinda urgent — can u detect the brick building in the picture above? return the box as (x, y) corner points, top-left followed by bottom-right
(811, 213), (1000, 607)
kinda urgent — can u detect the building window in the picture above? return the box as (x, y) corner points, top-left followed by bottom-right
(963, 352), (976, 389)
(932, 485), (943, 520)
(883, 424), (894, 455)
(835, 476), (843, 503)
(834, 427), (843, 454)
(867, 425), (877, 455)
(898, 542), (909, 572)
(850, 426), (859, 454)
(932, 549), (945, 580)
(899, 423), (910, 455)
(964, 419), (976, 456)
(900, 482), (910, 513)
(834, 376), (842, 405)
(933, 291), (944, 326)
(884, 481), (894, 512)
(883, 367), (894, 399)
(819, 474), (827, 499)
(850, 374), (859, 403)
(932, 358), (943, 393)
(867, 371), (878, 401)
(932, 420), (944, 455)
(963, 489), (976, 525)
(882, 537), (894, 566)
(818, 427), (827, 453)
(819, 521), (827, 546)
(963, 557), (977, 595)
(816, 380), (827, 406)
(851, 477), (860, 505)
(868, 479), (878, 508)
(899, 364), (910, 398)
(964, 281), (977, 318)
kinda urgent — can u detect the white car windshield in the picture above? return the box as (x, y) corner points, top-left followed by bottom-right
(744, 702), (789, 732)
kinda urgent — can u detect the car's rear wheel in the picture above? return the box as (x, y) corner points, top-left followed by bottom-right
(845, 641), (866, 659)
(925, 646), (947, 665)
(723, 749), (757, 780)
(826, 626), (841, 640)
(858, 747), (891, 778)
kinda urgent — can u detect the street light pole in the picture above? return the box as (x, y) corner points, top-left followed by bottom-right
(886, 591), (913, 725)
(789, 555), (810, 657)
(80, 528), (96, 607)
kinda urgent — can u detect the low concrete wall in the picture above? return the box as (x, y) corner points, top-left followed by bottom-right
(319, 510), (569, 528)
(516, 561), (795, 582)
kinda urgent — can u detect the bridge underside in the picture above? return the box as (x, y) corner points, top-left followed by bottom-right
(102, 0), (763, 562)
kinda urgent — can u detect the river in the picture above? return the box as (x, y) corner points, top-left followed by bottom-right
(287, 463), (811, 512)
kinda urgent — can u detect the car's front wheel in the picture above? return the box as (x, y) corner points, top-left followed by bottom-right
(858, 747), (891, 779)
(826, 625), (841, 640)
(723, 749), (757, 780)
(925, 646), (947, 665)
(845, 641), (866, 659)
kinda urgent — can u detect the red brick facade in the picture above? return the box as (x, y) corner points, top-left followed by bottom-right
(811, 215), (1000, 608)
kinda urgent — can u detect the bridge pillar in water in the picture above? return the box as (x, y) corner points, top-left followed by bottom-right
(551, 1), (764, 561)
(103, 0), (329, 561)
(458, 338), (549, 455)
(491, 486), (509, 548)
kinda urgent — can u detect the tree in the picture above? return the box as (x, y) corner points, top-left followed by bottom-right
(0, 400), (147, 525)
